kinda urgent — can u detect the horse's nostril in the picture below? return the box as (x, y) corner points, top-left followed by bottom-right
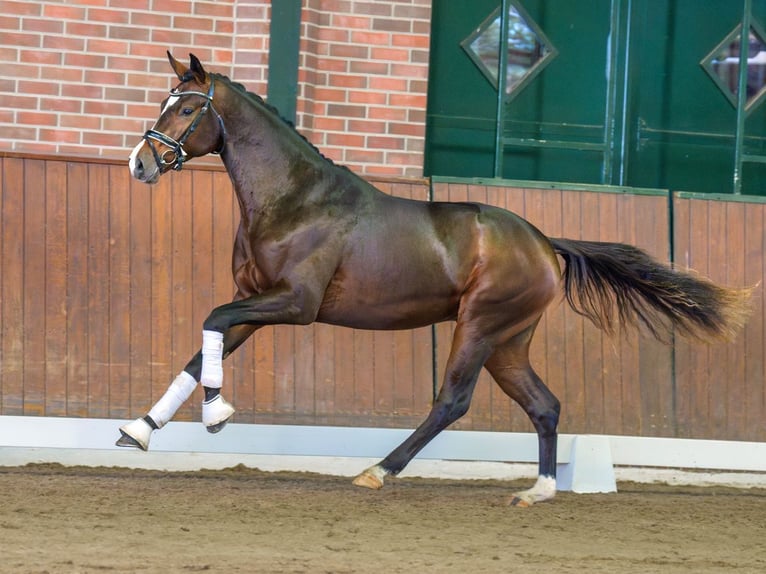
(135, 158), (144, 177)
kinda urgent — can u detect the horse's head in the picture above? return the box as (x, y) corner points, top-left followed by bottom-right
(129, 52), (226, 184)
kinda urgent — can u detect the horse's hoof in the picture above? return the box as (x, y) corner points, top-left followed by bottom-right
(508, 496), (533, 508)
(115, 418), (153, 451)
(202, 395), (235, 433)
(352, 465), (387, 490)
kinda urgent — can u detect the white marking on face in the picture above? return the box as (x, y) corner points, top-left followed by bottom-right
(162, 95), (180, 114)
(128, 139), (143, 174)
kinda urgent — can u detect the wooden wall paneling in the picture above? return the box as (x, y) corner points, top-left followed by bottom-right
(632, 194), (674, 437)
(149, 172), (174, 416)
(107, 164), (132, 419)
(707, 199), (729, 437)
(168, 170), (195, 421)
(503, 187), (537, 433)
(313, 323), (336, 425)
(43, 160), (68, 416)
(22, 159), (46, 415)
(65, 162), (90, 417)
(672, 195), (693, 437)
(128, 174), (153, 418)
(189, 170), (217, 422)
(0, 158), (25, 414)
(743, 203), (765, 441)
(724, 201), (747, 439)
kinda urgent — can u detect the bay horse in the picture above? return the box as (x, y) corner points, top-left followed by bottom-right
(119, 53), (750, 506)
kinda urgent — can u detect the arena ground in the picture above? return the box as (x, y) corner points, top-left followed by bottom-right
(1, 464), (763, 573)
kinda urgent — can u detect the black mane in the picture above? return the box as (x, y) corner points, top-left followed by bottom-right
(212, 72), (347, 171)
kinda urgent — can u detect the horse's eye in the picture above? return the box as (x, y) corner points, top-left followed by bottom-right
(182, 107), (194, 116)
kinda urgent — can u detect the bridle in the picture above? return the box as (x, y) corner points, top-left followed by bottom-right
(142, 79), (226, 172)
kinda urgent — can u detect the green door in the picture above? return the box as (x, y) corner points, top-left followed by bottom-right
(425, 0), (766, 194)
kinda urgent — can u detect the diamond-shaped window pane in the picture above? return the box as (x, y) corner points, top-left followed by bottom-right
(462, 2), (556, 99)
(702, 22), (766, 113)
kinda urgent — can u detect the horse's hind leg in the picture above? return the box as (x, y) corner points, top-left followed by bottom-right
(353, 324), (493, 489)
(116, 324), (258, 450)
(484, 327), (561, 507)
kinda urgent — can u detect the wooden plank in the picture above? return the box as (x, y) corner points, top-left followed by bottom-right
(706, 199), (728, 438)
(293, 324), (316, 418)
(150, 171), (174, 412)
(108, 164), (132, 419)
(44, 160), (69, 416)
(0, 158), (25, 414)
(87, 163), (111, 417)
(672, 195), (693, 437)
(65, 162), (90, 417)
(742, 203), (765, 441)
(313, 323), (336, 423)
(23, 159), (47, 416)
(564, 191), (592, 432)
(128, 174), (153, 418)
(688, 198), (712, 438)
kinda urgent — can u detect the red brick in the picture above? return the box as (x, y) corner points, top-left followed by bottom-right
(196, 2), (234, 18)
(370, 47), (410, 62)
(82, 131), (123, 146)
(314, 87), (347, 103)
(109, 26), (150, 41)
(372, 18), (411, 33)
(345, 149), (384, 163)
(17, 110), (57, 126)
(42, 98), (82, 113)
(22, 18), (63, 34)
(385, 151), (420, 166)
(103, 117), (145, 133)
(151, 29), (192, 45)
(367, 136), (405, 150)
(62, 84), (104, 99)
(1, 126), (37, 140)
(369, 77), (407, 91)
(66, 22), (108, 37)
(327, 103), (367, 118)
(20, 50), (62, 65)
(0, 1), (41, 16)
(85, 70), (126, 86)
(175, 16), (215, 31)
(42, 35), (84, 51)
(350, 30), (390, 45)
(317, 28), (349, 42)
(130, 12), (171, 28)
(110, 0), (149, 9)
(392, 33), (430, 49)
(353, 2), (392, 17)
(107, 56), (148, 72)
(349, 60), (389, 75)
(390, 63), (428, 79)
(193, 33), (233, 48)
(216, 20), (235, 34)
(40, 129), (81, 144)
(368, 106), (408, 121)
(61, 113), (100, 130)
(65, 53), (106, 69)
(394, 5), (431, 19)
(316, 58), (347, 72)
(88, 38), (130, 55)
(326, 133), (365, 147)
(43, 4), (86, 19)
(329, 44), (369, 59)
(40, 66), (82, 82)
(2, 63), (39, 79)
(3, 32), (40, 48)
(18, 80), (58, 96)
(347, 119), (386, 134)
(389, 123), (425, 137)
(331, 14), (372, 29)
(389, 93), (427, 108)
(348, 90), (386, 105)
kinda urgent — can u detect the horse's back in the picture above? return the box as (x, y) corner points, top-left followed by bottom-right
(317, 192), (560, 330)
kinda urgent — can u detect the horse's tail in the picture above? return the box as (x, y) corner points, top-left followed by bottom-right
(549, 237), (752, 342)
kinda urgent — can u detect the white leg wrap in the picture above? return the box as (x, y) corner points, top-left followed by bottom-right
(200, 329), (224, 388)
(147, 370), (198, 428)
(512, 475), (557, 506)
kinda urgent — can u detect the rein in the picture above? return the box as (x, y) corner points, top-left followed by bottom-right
(143, 79), (226, 172)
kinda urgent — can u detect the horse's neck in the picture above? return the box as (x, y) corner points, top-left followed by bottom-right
(219, 99), (316, 217)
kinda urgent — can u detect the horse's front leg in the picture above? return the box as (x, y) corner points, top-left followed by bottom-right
(116, 324), (257, 450)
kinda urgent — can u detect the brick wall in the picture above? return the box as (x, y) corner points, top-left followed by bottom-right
(0, 0), (431, 177)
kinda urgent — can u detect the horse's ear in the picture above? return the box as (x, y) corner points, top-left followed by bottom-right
(167, 51), (189, 81)
(188, 53), (208, 84)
